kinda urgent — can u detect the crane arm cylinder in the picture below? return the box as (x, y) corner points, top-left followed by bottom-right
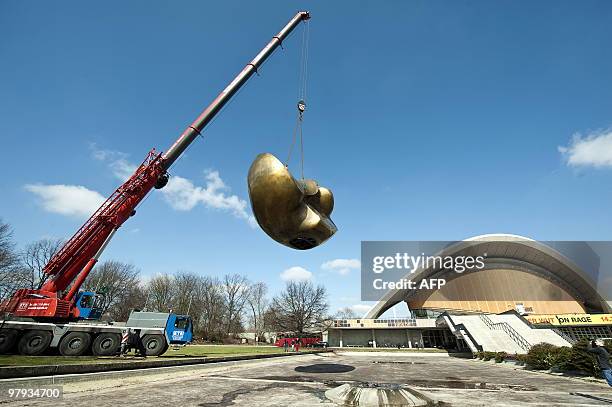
(162, 11), (310, 169)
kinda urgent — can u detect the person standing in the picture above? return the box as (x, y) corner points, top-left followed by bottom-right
(133, 329), (147, 358)
(283, 339), (289, 353)
(588, 339), (612, 386)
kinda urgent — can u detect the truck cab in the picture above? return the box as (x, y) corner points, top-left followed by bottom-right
(125, 311), (193, 354)
(166, 313), (193, 344)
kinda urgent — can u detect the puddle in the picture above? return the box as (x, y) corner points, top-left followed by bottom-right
(294, 363), (356, 373)
(404, 379), (537, 391)
(261, 375), (320, 383)
(263, 375), (342, 387)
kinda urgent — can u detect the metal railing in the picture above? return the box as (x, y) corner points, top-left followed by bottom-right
(479, 314), (531, 352)
(552, 328), (576, 345)
(443, 314), (482, 352)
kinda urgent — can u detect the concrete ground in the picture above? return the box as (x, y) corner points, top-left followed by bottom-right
(1, 352), (611, 406)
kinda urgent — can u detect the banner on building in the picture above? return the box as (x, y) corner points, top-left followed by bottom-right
(525, 313), (612, 326)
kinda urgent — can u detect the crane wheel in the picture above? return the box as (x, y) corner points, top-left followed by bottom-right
(142, 334), (166, 356)
(58, 332), (92, 356)
(18, 330), (52, 356)
(92, 333), (121, 356)
(0, 329), (18, 354)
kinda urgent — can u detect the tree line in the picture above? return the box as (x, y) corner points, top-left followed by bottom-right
(0, 218), (331, 341)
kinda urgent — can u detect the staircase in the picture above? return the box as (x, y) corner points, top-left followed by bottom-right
(479, 314), (531, 352)
(492, 314), (571, 348)
(443, 312), (572, 354)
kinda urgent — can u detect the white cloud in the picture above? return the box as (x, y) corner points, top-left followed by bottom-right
(90, 145), (137, 181)
(280, 266), (312, 282)
(351, 304), (372, 316)
(109, 158), (137, 181)
(559, 129), (612, 168)
(161, 172), (257, 227)
(321, 258), (361, 275)
(91, 144), (256, 227)
(24, 184), (106, 219)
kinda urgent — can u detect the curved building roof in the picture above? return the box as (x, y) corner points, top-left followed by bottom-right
(365, 234), (609, 319)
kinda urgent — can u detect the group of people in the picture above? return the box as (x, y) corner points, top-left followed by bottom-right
(120, 328), (147, 357)
(283, 338), (301, 352)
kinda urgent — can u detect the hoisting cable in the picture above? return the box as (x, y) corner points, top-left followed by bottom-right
(285, 19), (310, 180)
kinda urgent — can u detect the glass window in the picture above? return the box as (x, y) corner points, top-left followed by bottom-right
(174, 317), (189, 329)
(79, 295), (93, 308)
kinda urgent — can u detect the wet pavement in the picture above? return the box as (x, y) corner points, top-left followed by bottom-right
(2, 352), (611, 406)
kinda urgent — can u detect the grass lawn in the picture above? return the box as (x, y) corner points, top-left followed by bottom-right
(0, 355), (109, 366)
(161, 344), (284, 358)
(0, 345), (286, 367)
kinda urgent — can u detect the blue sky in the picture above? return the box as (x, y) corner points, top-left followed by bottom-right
(1, 1), (612, 317)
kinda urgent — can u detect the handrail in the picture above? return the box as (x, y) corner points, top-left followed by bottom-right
(443, 314), (482, 352)
(479, 314), (531, 351)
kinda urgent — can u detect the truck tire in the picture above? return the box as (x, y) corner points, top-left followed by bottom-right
(92, 333), (121, 356)
(142, 334), (166, 356)
(160, 341), (169, 355)
(0, 329), (18, 354)
(18, 330), (52, 356)
(58, 332), (91, 356)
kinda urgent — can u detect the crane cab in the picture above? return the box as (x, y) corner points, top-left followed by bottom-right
(74, 291), (105, 320)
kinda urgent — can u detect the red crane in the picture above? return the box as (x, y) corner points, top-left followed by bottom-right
(2, 11), (311, 320)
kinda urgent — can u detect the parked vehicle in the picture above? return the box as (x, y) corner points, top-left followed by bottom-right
(310, 341), (329, 348)
(0, 311), (193, 356)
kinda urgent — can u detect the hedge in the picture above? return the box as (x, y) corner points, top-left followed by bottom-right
(522, 339), (611, 376)
(494, 351), (507, 363)
(472, 339), (612, 377)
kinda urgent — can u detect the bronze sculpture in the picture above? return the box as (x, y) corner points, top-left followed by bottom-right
(248, 153), (337, 250)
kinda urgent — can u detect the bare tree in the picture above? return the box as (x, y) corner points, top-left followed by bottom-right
(146, 274), (174, 312)
(195, 276), (225, 341)
(269, 281), (328, 334)
(222, 274), (250, 335)
(172, 271), (199, 315)
(21, 238), (63, 289)
(246, 282), (269, 342)
(82, 260), (140, 316)
(0, 220), (16, 272)
(0, 219), (24, 300)
(335, 306), (359, 319)
(109, 283), (148, 321)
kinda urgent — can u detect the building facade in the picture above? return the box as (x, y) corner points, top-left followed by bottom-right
(326, 234), (612, 351)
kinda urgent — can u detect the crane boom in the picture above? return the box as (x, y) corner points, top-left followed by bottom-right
(164, 11), (310, 168)
(3, 11), (311, 320)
